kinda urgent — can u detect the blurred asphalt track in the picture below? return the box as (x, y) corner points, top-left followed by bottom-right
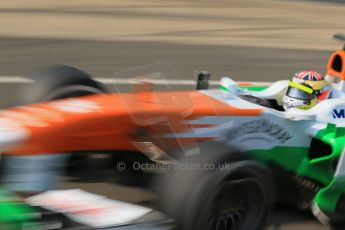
(0, 38), (332, 108)
(0, 0), (344, 229)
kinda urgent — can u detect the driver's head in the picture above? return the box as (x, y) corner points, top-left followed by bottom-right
(293, 70), (331, 100)
(282, 78), (317, 110)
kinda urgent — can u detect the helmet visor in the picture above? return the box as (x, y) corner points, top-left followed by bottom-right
(286, 81), (315, 101)
(286, 87), (312, 100)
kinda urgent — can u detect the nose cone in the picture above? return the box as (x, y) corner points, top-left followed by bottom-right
(0, 118), (29, 149)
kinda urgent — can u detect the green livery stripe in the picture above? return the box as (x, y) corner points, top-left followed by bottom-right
(0, 190), (34, 224)
(220, 85), (267, 92)
(241, 85), (268, 91)
(249, 144), (338, 213)
(248, 146), (334, 185)
(312, 125), (345, 213)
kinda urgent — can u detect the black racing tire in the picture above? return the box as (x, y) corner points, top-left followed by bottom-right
(21, 64), (107, 104)
(155, 142), (275, 230)
(21, 65), (107, 172)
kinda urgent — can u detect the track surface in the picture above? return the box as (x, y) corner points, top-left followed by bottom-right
(0, 37), (330, 108)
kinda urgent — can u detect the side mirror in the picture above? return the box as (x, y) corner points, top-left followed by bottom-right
(196, 71), (211, 90)
(334, 33), (345, 50)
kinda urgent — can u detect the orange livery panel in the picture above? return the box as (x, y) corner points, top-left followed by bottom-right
(1, 91), (262, 155)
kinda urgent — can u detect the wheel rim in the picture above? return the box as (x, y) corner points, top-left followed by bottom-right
(205, 178), (266, 230)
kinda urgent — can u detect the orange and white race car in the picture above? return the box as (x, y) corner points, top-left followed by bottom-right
(3, 34), (345, 230)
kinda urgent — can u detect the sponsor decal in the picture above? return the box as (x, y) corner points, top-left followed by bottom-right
(0, 111), (48, 127)
(51, 99), (102, 113)
(333, 109), (345, 118)
(226, 119), (292, 144)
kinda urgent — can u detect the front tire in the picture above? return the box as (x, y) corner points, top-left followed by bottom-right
(155, 142), (275, 230)
(186, 162), (271, 230)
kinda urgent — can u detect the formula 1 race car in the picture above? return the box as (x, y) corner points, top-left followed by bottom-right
(2, 34), (345, 230)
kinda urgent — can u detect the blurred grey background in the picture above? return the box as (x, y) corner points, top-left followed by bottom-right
(0, 0), (343, 80)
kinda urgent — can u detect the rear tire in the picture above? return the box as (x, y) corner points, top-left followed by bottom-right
(21, 65), (107, 172)
(22, 64), (106, 104)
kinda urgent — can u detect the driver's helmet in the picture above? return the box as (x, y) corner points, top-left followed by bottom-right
(282, 78), (317, 110)
(293, 70), (331, 100)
